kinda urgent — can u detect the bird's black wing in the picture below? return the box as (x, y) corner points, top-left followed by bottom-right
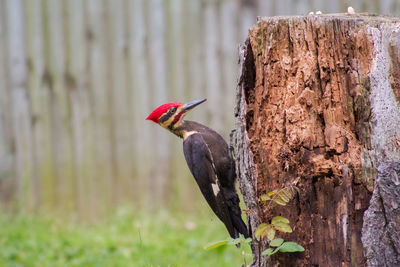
(183, 133), (237, 238)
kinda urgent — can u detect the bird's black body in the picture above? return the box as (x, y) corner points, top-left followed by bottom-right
(177, 121), (249, 238)
(146, 99), (248, 239)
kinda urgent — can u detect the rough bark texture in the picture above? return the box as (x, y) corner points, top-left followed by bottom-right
(232, 14), (400, 266)
(362, 162), (400, 267)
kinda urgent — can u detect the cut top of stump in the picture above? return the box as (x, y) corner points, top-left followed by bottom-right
(255, 13), (400, 24)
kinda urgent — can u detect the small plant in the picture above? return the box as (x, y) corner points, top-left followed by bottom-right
(254, 216), (304, 256)
(256, 186), (304, 256)
(205, 185), (304, 264)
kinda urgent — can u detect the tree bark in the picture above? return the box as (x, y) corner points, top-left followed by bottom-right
(232, 14), (400, 267)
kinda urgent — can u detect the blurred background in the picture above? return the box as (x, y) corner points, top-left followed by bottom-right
(1, 0), (399, 218)
(0, 0), (399, 265)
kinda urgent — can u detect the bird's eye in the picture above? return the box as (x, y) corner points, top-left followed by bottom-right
(169, 107), (177, 113)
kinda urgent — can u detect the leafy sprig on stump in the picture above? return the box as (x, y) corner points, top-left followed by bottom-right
(256, 186), (304, 256)
(205, 185), (303, 263)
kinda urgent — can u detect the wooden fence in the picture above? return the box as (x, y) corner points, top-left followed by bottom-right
(0, 0), (398, 218)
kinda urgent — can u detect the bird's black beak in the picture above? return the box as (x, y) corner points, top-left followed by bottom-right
(181, 99), (207, 113)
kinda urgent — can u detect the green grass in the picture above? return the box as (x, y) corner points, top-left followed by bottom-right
(0, 208), (252, 267)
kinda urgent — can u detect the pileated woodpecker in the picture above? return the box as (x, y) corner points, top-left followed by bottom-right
(146, 99), (249, 238)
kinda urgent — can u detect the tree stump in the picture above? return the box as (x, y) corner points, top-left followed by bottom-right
(231, 14), (400, 266)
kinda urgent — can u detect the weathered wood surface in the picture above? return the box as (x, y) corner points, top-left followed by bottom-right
(362, 162), (400, 267)
(233, 13), (400, 266)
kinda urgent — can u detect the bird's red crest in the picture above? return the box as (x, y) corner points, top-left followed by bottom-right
(145, 102), (182, 123)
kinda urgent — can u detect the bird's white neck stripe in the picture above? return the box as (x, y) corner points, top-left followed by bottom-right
(183, 130), (198, 140)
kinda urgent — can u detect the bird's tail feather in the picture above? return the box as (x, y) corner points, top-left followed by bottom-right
(231, 213), (250, 238)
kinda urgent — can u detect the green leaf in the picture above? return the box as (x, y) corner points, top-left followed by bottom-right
(269, 238), (284, 247)
(271, 217), (292, 233)
(260, 191), (276, 202)
(271, 216), (289, 225)
(278, 187), (297, 201)
(254, 223), (269, 239)
(261, 247), (280, 256)
(278, 242), (305, 253)
(266, 227), (276, 240)
(226, 237), (235, 244)
(274, 223), (293, 233)
(227, 237), (242, 245)
(243, 238), (252, 244)
(259, 194), (271, 201)
(273, 197), (287, 206)
(204, 240), (227, 250)
(261, 248), (274, 256)
(272, 186), (299, 206)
